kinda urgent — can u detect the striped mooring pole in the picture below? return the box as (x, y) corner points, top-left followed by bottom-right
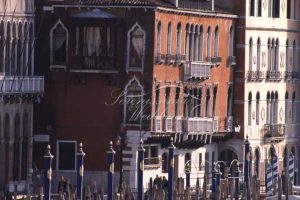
(265, 161), (273, 197)
(272, 156), (279, 194)
(168, 138), (175, 200)
(76, 143), (86, 200)
(137, 139), (145, 200)
(243, 136), (250, 199)
(107, 141), (115, 200)
(44, 145), (54, 200)
(289, 153), (295, 184)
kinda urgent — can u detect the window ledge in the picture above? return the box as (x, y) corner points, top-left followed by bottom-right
(69, 69), (119, 74)
(50, 65), (66, 71)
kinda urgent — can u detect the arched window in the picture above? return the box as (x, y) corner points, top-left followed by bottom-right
(194, 25), (199, 61)
(206, 27), (211, 59)
(21, 113), (28, 180)
(214, 26), (219, 57)
(50, 20), (67, 66)
(23, 22), (28, 75)
(250, 0), (255, 16)
(11, 22), (17, 75)
(292, 92), (296, 124)
(249, 38), (253, 71)
(274, 92), (278, 123)
(175, 87), (180, 116)
(184, 87), (188, 117)
(5, 22), (11, 74)
(189, 24), (194, 61)
(271, 39), (275, 71)
(256, 92), (260, 125)
(156, 21), (162, 57)
(193, 88), (198, 117)
(248, 92), (252, 125)
(287, 0), (291, 18)
(267, 92), (271, 124)
(16, 22), (22, 75)
(155, 84), (160, 116)
(176, 23), (182, 56)
(212, 86), (218, 117)
(294, 0), (298, 19)
(229, 26), (234, 57)
(275, 39), (279, 71)
(124, 77), (143, 124)
(28, 23), (34, 75)
(293, 40), (296, 70)
(167, 22), (172, 55)
(165, 86), (170, 116)
(205, 88), (211, 117)
(185, 24), (190, 60)
(257, 0), (262, 16)
(286, 40), (289, 72)
(227, 85), (233, 117)
(257, 38), (261, 71)
(285, 92), (289, 123)
(13, 114), (20, 181)
(197, 87), (202, 117)
(162, 152), (168, 173)
(268, 38), (271, 71)
(0, 21), (4, 73)
(269, 0), (280, 17)
(199, 26), (204, 61)
(127, 23), (145, 70)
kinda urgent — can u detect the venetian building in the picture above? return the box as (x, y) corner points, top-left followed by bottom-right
(0, 0), (44, 190)
(216, 0), (300, 186)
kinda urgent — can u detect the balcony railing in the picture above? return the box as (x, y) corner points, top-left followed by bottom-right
(175, 54), (186, 65)
(285, 71), (299, 80)
(247, 71), (264, 82)
(226, 116), (234, 132)
(71, 55), (115, 71)
(228, 56), (236, 65)
(183, 117), (213, 134)
(184, 61), (211, 81)
(0, 76), (44, 94)
(166, 54), (176, 64)
(263, 124), (285, 138)
(211, 57), (222, 65)
(266, 71), (282, 81)
(156, 53), (163, 64)
(144, 157), (160, 168)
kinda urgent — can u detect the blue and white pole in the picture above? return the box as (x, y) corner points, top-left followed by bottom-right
(107, 141), (115, 200)
(168, 138), (175, 200)
(137, 139), (145, 200)
(243, 136), (250, 198)
(76, 143), (86, 200)
(44, 145), (54, 200)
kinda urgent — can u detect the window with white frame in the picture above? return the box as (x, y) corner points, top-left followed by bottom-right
(57, 141), (76, 170)
(176, 23), (182, 56)
(214, 26), (219, 57)
(125, 77), (143, 124)
(144, 145), (159, 165)
(50, 20), (68, 66)
(127, 23), (145, 70)
(157, 21), (162, 57)
(257, 0), (262, 16)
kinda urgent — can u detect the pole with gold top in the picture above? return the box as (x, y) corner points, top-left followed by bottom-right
(76, 143), (85, 200)
(168, 138), (175, 200)
(107, 141), (115, 200)
(137, 139), (145, 200)
(44, 145), (54, 200)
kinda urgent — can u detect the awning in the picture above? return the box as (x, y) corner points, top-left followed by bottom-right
(71, 9), (118, 19)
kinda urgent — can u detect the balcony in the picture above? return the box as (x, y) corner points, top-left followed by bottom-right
(156, 53), (163, 64)
(165, 54), (176, 64)
(247, 71), (264, 82)
(226, 116), (234, 132)
(0, 76), (44, 94)
(247, 71), (256, 82)
(266, 71), (282, 82)
(70, 55), (117, 73)
(285, 71), (299, 80)
(228, 56), (236, 66)
(144, 157), (160, 169)
(211, 57), (222, 65)
(205, 57), (212, 63)
(175, 54), (186, 66)
(183, 117), (213, 134)
(184, 61), (211, 81)
(263, 124), (285, 142)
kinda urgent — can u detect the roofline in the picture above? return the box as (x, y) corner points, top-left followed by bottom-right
(156, 7), (238, 19)
(43, 4), (238, 18)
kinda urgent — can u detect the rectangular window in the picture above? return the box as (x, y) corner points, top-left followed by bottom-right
(175, 87), (180, 116)
(165, 87), (170, 116)
(155, 85), (160, 116)
(57, 141), (76, 170)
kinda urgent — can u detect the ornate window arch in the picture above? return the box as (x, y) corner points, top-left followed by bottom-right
(214, 26), (219, 57)
(126, 23), (145, 72)
(124, 77), (143, 124)
(156, 21), (162, 57)
(249, 37), (253, 71)
(176, 22), (182, 56)
(199, 25), (204, 61)
(50, 19), (68, 68)
(206, 26), (211, 58)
